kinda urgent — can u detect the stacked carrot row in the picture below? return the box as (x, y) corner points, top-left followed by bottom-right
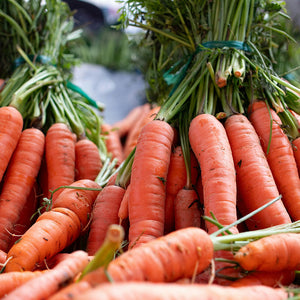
(1, 101), (300, 299)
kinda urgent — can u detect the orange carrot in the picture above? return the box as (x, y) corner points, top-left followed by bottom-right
(4, 179), (100, 272)
(234, 232), (300, 272)
(123, 105), (160, 159)
(118, 183), (131, 223)
(75, 138), (102, 181)
(45, 123), (76, 202)
(174, 188), (202, 230)
(0, 270), (46, 297)
(49, 226), (214, 299)
(4, 250), (90, 300)
(0, 106), (23, 182)
(8, 183), (39, 248)
(0, 249), (7, 266)
(224, 113), (291, 230)
(86, 184), (126, 255)
(249, 101), (300, 221)
(112, 103), (150, 139)
(0, 128), (45, 252)
(189, 113), (238, 234)
(101, 123), (124, 166)
(70, 281), (288, 300)
(230, 270), (295, 288)
(128, 119), (174, 248)
(164, 146), (188, 234)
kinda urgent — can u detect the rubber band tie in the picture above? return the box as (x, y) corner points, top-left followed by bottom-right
(163, 40), (252, 96)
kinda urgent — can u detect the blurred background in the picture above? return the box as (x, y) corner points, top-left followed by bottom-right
(64, 0), (300, 125)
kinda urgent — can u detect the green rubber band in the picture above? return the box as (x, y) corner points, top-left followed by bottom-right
(66, 81), (99, 109)
(163, 40), (251, 94)
(13, 54), (53, 69)
(199, 40), (252, 52)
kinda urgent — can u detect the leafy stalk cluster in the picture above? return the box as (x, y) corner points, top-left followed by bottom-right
(118, 0), (300, 139)
(0, 0), (107, 157)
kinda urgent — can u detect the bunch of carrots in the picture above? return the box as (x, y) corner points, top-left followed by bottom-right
(2, 0), (300, 299)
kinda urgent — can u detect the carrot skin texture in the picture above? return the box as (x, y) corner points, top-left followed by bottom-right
(4, 207), (81, 272)
(174, 188), (202, 230)
(224, 114), (291, 229)
(8, 183), (39, 248)
(86, 184), (125, 255)
(164, 146), (187, 234)
(51, 179), (101, 229)
(123, 105), (160, 159)
(4, 250), (90, 300)
(45, 123), (76, 202)
(4, 180), (100, 272)
(71, 282), (288, 300)
(52, 226), (214, 300)
(0, 128), (45, 252)
(128, 119), (174, 248)
(0, 106), (23, 182)
(0, 270), (46, 297)
(230, 270), (295, 288)
(112, 103), (150, 138)
(189, 114), (238, 234)
(75, 138), (102, 181)
(101, 123), (124, 166)
(234, 233), (300, 272)
(249, 101), (300, 221)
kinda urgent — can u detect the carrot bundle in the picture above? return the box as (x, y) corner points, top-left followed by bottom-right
(224, 113), (291, 230)
(0, 128), (45, 252)
(189, 113), (238, 234)
(4, 179), (100, 272)
(128, 119), (174, 248)
(249, 101), (300, 221)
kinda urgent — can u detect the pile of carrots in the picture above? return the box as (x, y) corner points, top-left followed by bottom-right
(1, 95), (300, 298)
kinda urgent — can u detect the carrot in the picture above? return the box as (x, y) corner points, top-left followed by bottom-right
(230, 270), (295, 288)
(112, 103), (150, 139)
(249, 101), (300, 221)
(224, 113), (291, 230)
(86, 184), (126, 255)
(128, 119), (174, 248)
(234, 232), (300, 272)
(0, 128), (45, 252)
(49, 226), (214, 299)
(101, 123), (124, 166)
(4, 250), (90, 300)
(0, 270), (46, 297)
(189, 113), (238, 234)
(292, 137), (300, 174)
(118, 183), (131, 223)
(174, 188), (202, 230)
(0, 106), (23, 182)
(75, 138), (102, 181)
(123, 105), (160, 159)
(4, 179), (101, 272)
(0, 249), (7, 266)
(69, 282), (288, 300)
(164, 146), (188, 234)
(8, 183), (39, 248)
(45, 122), (76, 202)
